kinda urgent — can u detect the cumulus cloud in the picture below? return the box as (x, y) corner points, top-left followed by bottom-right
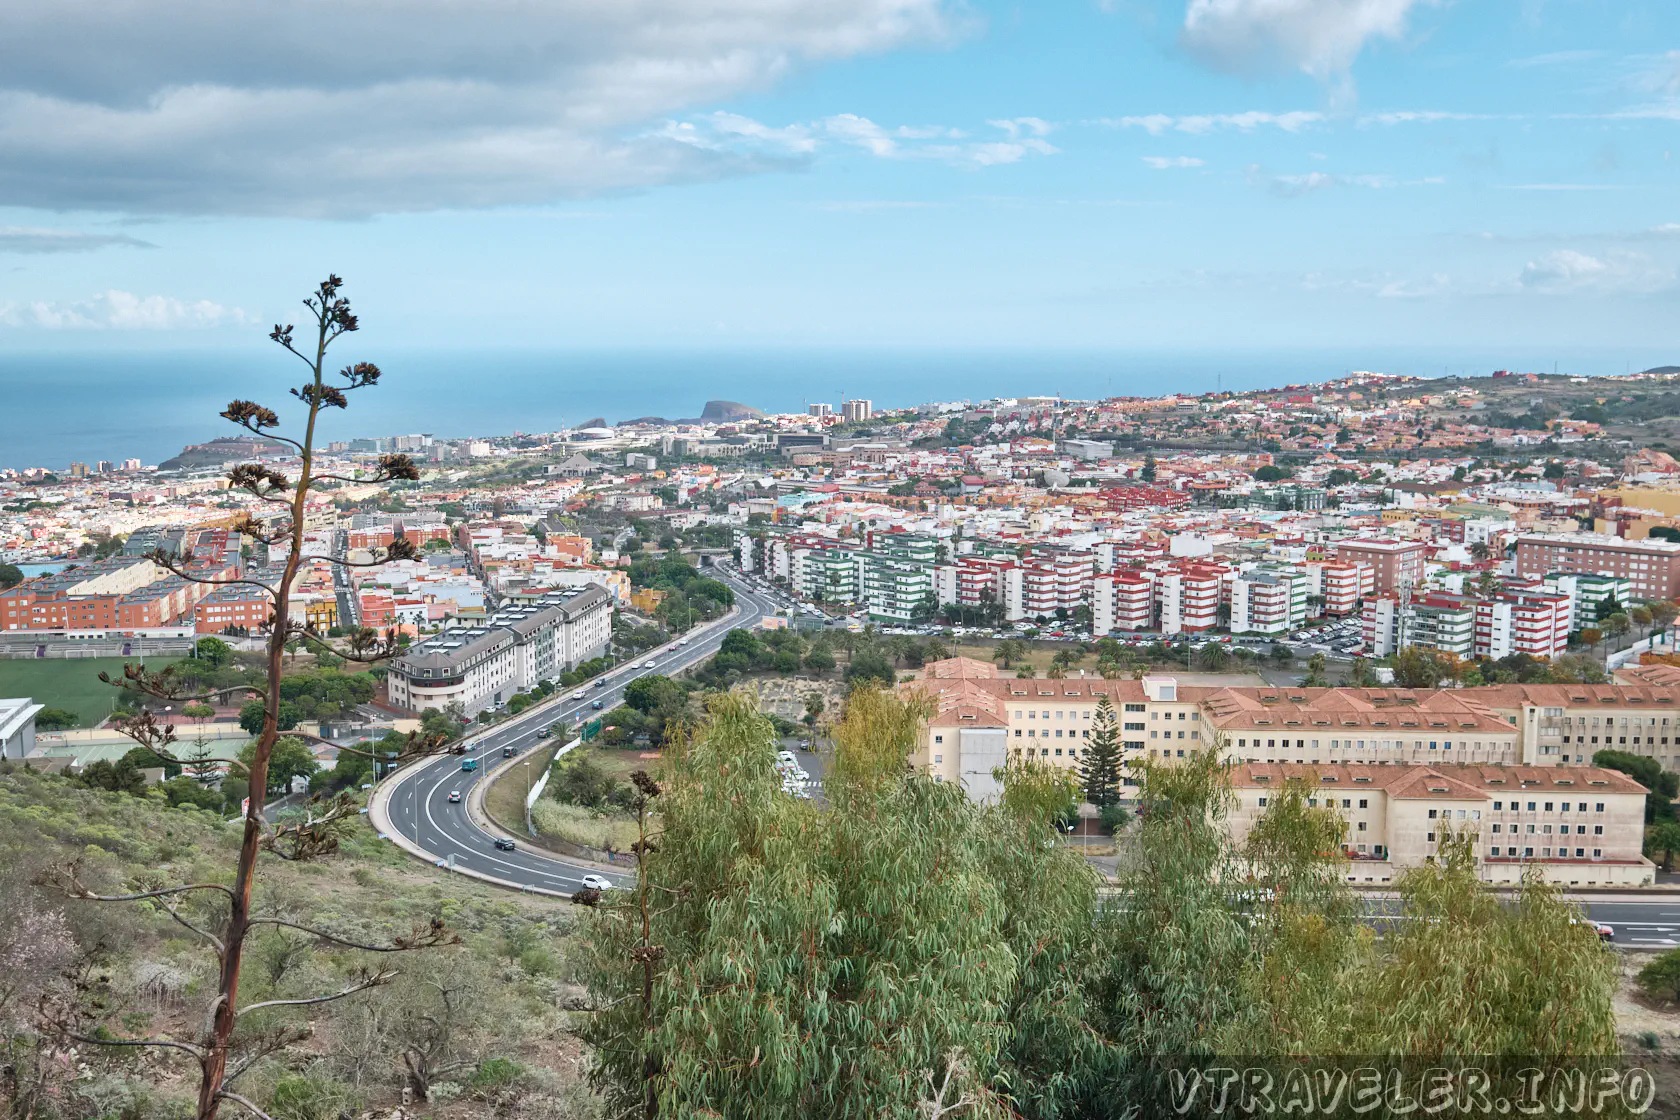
(1181, 0), (1435, 103)
(664, 112), (1056, 166)
(1518, 250), (1674, 294)
(0, 0), (955, 217)
(0, 291), (252, 329)
(0, 226), (154, 253)
(1141, 155), (1205, 168)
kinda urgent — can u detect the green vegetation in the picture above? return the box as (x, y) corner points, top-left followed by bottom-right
(628, 553), (734, 632)
(0, 656), (139, 728)
(0, 763), (589, 1117)
(574, 701), (1623, 1118)
(1594, 749), (1680, 824)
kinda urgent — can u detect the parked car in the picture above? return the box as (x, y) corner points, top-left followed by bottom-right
(447, 790), (462, 803)
(493, 837), (517, 852)
(579, 873), (613, 892)
(777, 750), (798, 765)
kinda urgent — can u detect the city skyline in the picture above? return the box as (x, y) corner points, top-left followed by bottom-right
(0, 0), (1676, 354)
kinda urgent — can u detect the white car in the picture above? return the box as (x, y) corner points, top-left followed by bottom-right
(571, 690), (587, 701)
(643, 660), (657, 669)
(579, 873), (613, 892)
(777, 750), (798, 764)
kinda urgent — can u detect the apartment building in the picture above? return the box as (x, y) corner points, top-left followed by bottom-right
(1363, 588), (1571, 661)
(1472, 680), (1680, 767)
(1005, 548), (1094, 621)
(1157, 564), (1223, 634)
(1228, 763), (1652, 886)
(1542, 572), (1632, 631)
(1314, 560), (1372, 617)
(1335, 538), (1428, 596)
(386, 584), (613, 716)
(1091, 569), (1156, 634)
(1516, 532), (1680, 601)
(1229, 564), (1309, 636)
(0, 555), (235, 636)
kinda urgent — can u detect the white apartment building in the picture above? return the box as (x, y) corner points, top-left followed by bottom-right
(1229, 565), (1309, 636)
(386, 584), (613, 716)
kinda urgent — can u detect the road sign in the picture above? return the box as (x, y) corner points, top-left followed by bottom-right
(582, 718), (602, 741)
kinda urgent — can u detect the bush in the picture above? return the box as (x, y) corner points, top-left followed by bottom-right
(1639, 948), (1680, 1003)
(529, 801), (639, 852)
(268, 1072), (363, 1120)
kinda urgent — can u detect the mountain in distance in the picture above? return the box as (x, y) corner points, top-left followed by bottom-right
(700, 400), (762, 422)
(158, 435), (292, 472)
(1640, 366), (1680, 376)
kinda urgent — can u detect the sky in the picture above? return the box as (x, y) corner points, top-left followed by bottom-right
(0, 0), (1678, 355)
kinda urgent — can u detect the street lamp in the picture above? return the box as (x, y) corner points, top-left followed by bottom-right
(523, 760), (534, 837)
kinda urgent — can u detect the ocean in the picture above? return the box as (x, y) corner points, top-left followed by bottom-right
(0, 345), (1667, 471)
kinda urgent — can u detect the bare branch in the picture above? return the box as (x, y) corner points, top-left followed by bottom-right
(237, 969), (397, 1017)
(164, 902), (227, 958)
(216, 1089), (278, 1120)
(35, 862), (233, 906)
(246, 915), (460, 953)
(69, 1029), (208, 1060)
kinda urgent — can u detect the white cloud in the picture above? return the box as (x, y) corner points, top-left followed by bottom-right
(1141, 155), (1205, 168)
(1181, 0), (1436, 103)
(1247, 164), (1439, 195)
(1518, 250), (1674, 294)
(1377, 273), (1449, 298)
(1099, 110), (1323, 134)
(0, 0), (956, 216)
(0, 291), (251, 329)
(0, 226), (154, 253)
(664, 112), (1056, 167)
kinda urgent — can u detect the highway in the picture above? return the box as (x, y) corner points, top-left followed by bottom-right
(373, 565), (775, 894)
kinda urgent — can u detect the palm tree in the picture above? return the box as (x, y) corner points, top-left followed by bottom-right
(993, 638), (1027, 669)
(924, 639), (951, 662)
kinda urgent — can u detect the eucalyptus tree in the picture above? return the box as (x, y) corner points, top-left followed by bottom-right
(575, 688), (1106, 1119)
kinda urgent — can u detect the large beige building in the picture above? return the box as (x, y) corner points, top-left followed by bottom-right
(905, 657), (1656, 886)
(1229, 763), (1652, 887)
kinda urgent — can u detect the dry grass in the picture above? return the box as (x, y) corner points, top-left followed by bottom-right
(530, 801), (640, 851)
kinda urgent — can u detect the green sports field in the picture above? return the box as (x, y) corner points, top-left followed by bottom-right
(0, 657), (135, 728)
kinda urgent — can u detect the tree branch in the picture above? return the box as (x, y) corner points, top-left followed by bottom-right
(216, 1089), (278, 1120)
(246, 916), (460, 953)
(64, 1029), (205, 1062)
(163, 901), (226, 958)
(37, 863), (233, 906)
(237, 970), (397, 1017)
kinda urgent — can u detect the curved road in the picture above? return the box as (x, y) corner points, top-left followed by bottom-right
(374, 565), (775, 893)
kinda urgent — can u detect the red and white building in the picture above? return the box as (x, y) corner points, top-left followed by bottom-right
(1091, 569), (1156, 633)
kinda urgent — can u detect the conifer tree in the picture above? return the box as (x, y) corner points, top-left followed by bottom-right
(1079, 695), (1123, 810)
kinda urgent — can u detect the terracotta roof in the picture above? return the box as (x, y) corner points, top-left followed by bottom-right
(1201, 686), (1514, 735)
(1231, 762), (1646, 798)
(1470, 683), (1680, 711)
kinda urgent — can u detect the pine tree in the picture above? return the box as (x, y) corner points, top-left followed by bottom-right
(1140, 454), (1157, 483)
(1079, 695), (1123, 809)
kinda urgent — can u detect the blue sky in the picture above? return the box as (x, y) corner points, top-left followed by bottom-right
(1, 0), (1677, 356)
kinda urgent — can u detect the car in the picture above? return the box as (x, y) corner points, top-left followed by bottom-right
(591, 700), (604, 710)
(460, 758), (478, 772)
(579, 873), (613, 892)
(677, 637), (690, 646)
(1575, 919), (1614, 942)
(572, 690), (587, 701)
(642, 660), (657, 669)
(493, 837), (517, 852)
(537, 727), (552, 738)
(594, 678), (607, 688)
(447, 790), (462, 803)
(777, 750), (798, 765)
(502, 746), (516, 758)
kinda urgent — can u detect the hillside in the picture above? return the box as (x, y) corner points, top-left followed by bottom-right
(0, 764), (595, 1118)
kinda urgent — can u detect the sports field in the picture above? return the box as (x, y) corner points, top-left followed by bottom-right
(0, 657), (133, 728)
